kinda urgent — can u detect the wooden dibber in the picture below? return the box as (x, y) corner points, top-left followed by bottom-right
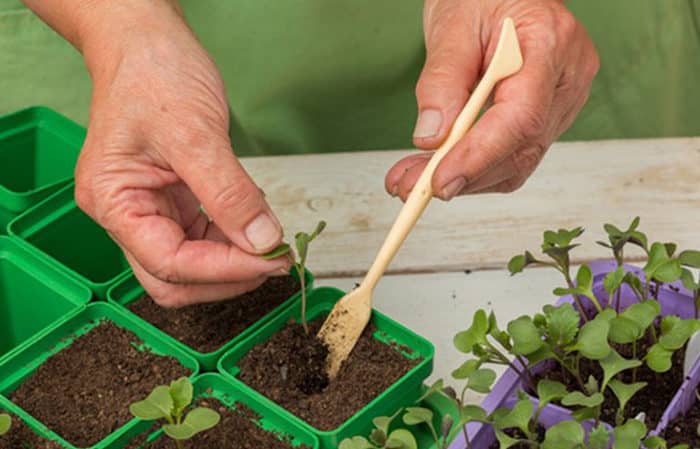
(317, 18), (524, 378)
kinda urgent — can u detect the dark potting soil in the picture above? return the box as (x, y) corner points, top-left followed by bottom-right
(0, 413), (62, 449)
(487, 425), (546, 449)
(141, 398), (310, 449)
(238, 318), (419, 430)
(662, 395), (700, 448)
(9, 321), (191, 447)
(129, 276), (300, 353)
(533, 327), (685, 428)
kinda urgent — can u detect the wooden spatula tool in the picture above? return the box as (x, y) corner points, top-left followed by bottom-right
(318, 18), (524, 378)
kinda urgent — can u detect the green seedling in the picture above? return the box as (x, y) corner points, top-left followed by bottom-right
(263, 220), (326, 334)
(0, 413), (10, 435)
(129, 377), (220, 449)
(339, 410), (418, 449)
(679, 250), (700, 318)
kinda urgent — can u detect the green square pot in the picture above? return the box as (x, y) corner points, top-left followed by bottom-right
(107, 269), (315, 371)
(0, 302), (200, 449)
(0, 404), (68, 448)
(119, 373), (320, 449)
(7, 183), (130, 299)
(0, 236), (91, 364)
(0, 106), (84, 232)
(217, 287), (435, 449)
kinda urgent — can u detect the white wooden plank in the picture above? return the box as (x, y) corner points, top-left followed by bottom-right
(242, 138), (700, 277)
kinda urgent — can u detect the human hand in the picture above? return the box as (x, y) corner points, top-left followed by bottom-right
(386, 0), (599, 200)
(72, 1), (290, 307)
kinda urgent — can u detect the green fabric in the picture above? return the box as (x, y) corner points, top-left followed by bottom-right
(0, 0), (698, 156)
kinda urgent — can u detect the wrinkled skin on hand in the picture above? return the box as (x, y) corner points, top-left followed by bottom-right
(386, 0), (599, 200)
(74, 2), (290, 307)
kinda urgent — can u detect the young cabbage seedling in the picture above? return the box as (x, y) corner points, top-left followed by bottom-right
(263, 220), (326, 334)
(129, 377), (220, 449)
(0, 413), (10, 435)
(339, 410), (419, 449)
(679, 250), (700, 319)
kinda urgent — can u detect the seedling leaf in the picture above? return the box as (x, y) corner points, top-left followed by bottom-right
(646, 343), (673, 372)
(492, 398), (532, 435)
(613, 419), (647, 449)
(386, 429), (418, 449)
(466, 368), (497, 394)
(403, 407), (434, 426)
(163, 407), (220, 440)
(544, 303), (579, 346)
(508, 316), (543, 356)
(680, 250), (700, 268)
(541, 421), (584, 449)
(589, 424), (611, 449)
(129, 385), (173, 420)
(561, 391), (604, 408)
(0, 414), (10, 435)
(169, 377), (193, 415)
(339, 436), (372, 449)
(537, 379), (568, 407)
(452, 360), (481, 380)
(261, 243), (291, 260)
(573, 315), (611, 360)
(454, 310), (488, 353)
(600, 350), (641, 389)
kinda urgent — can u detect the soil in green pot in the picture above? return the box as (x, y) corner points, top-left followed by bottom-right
(533, 324), (685, 428)
(662, 397), (700, 448)
(9, 321), (191, 447)
(238, 317), (419, 430)
(139, 398), (311, 449)
(0, 413), (62, 449)
(129, 276), (300, 353)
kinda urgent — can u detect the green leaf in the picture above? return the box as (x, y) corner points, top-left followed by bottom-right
(163, 407), (220, 440)
(454, 310), (489, 353)
(623, 272), (644, 296)
(659, 318), (700, 350)
(608, 316), (641, 345)
(680, 250), (700, 268)
(339, 436), (372, 449)
(645, 343), (673, 372)
(544, 303), (579, 346)
(373, 413), (398, 436)
(643, 436), (667, 449)
(309, 220), (326, 241)
(576, 265), (593, 291)
(537, 379), (568, 408)
(681, 269), (700, 291)
(573, 315), (612, 360)
(495, 430), (520, 449)
(492, 399), (533, 435)
(169, 377), (193, 415)
(664, 243), (678, 258)
(613, 419), (647, 449)
(452, 360), (481, 380)
(467, 368), (497, 394)
(604, 267), (626, 298)
(0, 414), (10, 435)
(629, 230), (648, 252)
(295, 232), (310, 263)
(608, 380), (647, 415)
(604, 223), (623, 238)
(129, 385), (173, 421)
(261, 243), (291, 260)
(541, 421), (585, 449)
(589, 424), (611, 449)
(386, 429), (418, 449)
(440, 415), (454, 439)
(370, 428), (387, 447)
(508, 255), (527, 275)
(508, 316), (543, 356)
(460, 405), (487, 424)
(654, 259), (682, 283)
(489, 311), (512, 348)
(600, 350), (642, 389)
(585, 375), (600, 395)
(419, 379), (444, 402)
(403, 407), (434, 426)
(561, 391), (604, 408)
(621, 300), (660, 333)
(644, 242), (672, 280)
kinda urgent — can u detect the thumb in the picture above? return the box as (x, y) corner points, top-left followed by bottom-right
(169, 134), (282, 254)
(413, 0), (483, 149)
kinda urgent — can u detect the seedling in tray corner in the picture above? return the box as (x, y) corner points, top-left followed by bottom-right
(129, 377), (220, 449)
(0, 412), (10, 435)
(263, 220), (326, 334)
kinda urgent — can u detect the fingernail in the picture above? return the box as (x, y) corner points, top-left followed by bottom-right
(245, 213), (282, 251)
(268, 268), (290, 277)
(413, 109), (442, 139)
(441, 177), (467, 200)
(390, 184), (399, 197)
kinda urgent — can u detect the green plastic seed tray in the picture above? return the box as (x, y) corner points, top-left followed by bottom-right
(118, 373), (320, 449)
(0, 106), (84, 232)
(107, 268), (315, 371)
(218, 287), (435, 449)
(7, 183), (130, 299)
(0, 236), (91, 364)
(0, 401), (68, 448)
(0, 302), (200, 449)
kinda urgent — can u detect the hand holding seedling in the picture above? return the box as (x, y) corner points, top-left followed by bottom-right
(129, 377), (219, 449)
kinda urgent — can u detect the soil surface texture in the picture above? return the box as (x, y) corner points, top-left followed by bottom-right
(533, 326), (685, 428)
(662, 397), (700, 448)
(141, 398), (310, 449)
(238, 317), (419, 430)
(0, 413), (62, 449)
(130, 276), (300, 353)
(10, 321), (191, 447)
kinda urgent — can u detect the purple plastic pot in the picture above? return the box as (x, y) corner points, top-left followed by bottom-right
(453, 260), (699, 448)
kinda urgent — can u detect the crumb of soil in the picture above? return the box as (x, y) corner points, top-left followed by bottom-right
(141, 398), (311, 449)
(238, 317), (419, 430)
(10, 321), (191, 447)
(0, 413), (62, 449)
(533, 326), (685, 428)
(129, 276), (300, 353)
(662, 396), (700, 448)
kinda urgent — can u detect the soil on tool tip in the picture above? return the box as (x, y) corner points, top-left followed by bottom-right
(0, 413), (62, 449)
(238, 317), (419, 430)
(9, 321), (191, 447)
(129, 276), (301, 353)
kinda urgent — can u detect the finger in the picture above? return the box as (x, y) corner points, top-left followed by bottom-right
(432, 45), (558, 200)
(123, 250), (267, 308)
(413, 0), (482, 149)
(385, 154), (431, 196)
(165, 131), (283, 254)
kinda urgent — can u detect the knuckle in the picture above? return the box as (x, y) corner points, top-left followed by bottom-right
(556, 8), (579, 40)
(512, 143), (546, 180)
(213, 177), (262, 215)
(513, 106), (548, 140)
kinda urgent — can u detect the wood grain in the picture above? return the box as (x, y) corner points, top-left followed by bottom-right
(241, 137), (700, 278)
